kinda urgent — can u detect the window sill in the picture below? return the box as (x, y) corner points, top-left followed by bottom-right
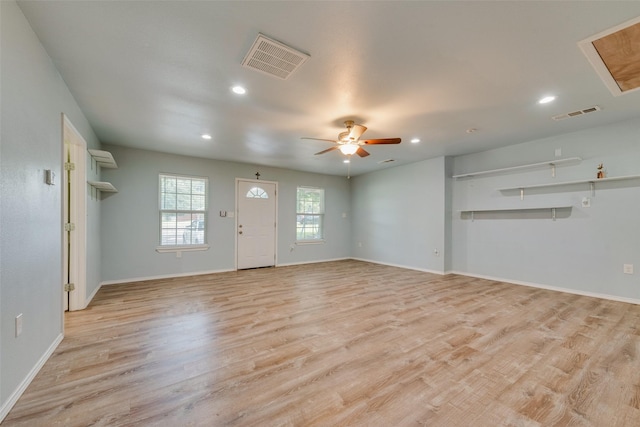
(156, 244), (210, 253)
(295, 240), (325, 245)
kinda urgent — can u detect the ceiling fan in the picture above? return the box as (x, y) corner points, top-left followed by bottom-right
(301, 120), (401, 157)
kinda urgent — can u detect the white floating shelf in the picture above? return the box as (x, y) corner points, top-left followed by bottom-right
(498, 174), (640, 191)
(87, 181), (118, 192)
(460, 206), (572, 221)
(459, 206), (573, 213)
(452, 157), (582, 179)
(498, 174), (640, 200)
(88, 149), (118, 169)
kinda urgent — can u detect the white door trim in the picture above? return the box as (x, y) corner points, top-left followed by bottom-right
(235, 178), (278, 270)
(62, 114), (87, 311)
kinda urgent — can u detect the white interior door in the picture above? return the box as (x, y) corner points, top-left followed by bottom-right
(62, 115), (87, 311)
(236, 179), (277, 269)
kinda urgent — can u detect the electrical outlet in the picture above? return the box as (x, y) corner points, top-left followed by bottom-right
(358, 242), (362, 248)
(555, 148), (562, 157)
(16, 314), (23, 337)
(624, 264), (634, 275)
(434, 248), (440, 257)
(582, 197), (591, 208)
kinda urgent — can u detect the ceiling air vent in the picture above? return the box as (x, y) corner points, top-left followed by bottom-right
(242, 34), (310, 80)
(377, 159), (396, 164)
(552, 106), (602, 121)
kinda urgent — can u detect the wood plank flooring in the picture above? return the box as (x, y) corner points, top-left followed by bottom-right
(4, 260), (640, 426)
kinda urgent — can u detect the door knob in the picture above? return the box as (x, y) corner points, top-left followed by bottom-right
(239, 231), (243, 235)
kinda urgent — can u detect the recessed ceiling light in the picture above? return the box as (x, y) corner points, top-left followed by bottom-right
(411, 138), (420, 144)
(343, 159), (350, 164)
(231, 86), (246, 95)
(538, 95), (556, 104)
(201, 134), (212, 140)
(466, 128), (478, 134)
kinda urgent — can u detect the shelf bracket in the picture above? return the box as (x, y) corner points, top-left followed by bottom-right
(552, 208), (556, 221)
(520, 188), (524, 200)
(471, 211), (475, 222)
(551, 163), (556, 177)
(590, 182), (595, 197)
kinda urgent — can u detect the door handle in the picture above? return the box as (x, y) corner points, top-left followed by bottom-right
(239, 231), (243, 235)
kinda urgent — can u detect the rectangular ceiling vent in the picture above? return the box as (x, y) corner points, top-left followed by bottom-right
(552, 106), (602, 121)
(242, 34), (310, 80)
(377, 159), (396, 164)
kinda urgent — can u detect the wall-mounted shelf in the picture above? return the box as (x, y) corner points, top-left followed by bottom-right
(460, 206), (572, 221)
(498, 174), (640, 199)
(88, 149), (118, 169)
(88, 180), (117, 200)
(87, 181), (117, 192)
(452, 157), (582, 179)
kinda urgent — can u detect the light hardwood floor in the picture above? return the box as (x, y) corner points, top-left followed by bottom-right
(3, 260), (640, 426)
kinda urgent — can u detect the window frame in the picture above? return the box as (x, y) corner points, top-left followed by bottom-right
(296, 186), (325, 244)
(156, 173), (210, 252)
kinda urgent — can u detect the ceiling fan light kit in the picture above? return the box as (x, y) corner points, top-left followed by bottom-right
(302, 120), (401, 159)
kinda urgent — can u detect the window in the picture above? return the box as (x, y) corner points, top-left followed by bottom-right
(296, 187), (324, 241)
(159, 174), (208, 246)
(246, 186), (268, 199)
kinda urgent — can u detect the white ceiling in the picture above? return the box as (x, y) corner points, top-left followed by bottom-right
(17, 1), (640, 176)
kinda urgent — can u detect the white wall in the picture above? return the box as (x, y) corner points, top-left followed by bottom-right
(99, 144), (352, 283)
(351, 157), (448, 273)
(0, 0), (101, 417)
(451, 117), (640, 301)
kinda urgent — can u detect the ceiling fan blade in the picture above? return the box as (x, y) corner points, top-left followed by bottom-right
(356, 147), (370, 157)
(315, 146), (339, 155)
(348, 124), (367, 140)
(302, 137), (338, 143)
(362, 138), (401, 145)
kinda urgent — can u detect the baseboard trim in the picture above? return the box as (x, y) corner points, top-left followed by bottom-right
(0, 333), (64, 423)
(100, 268), (236, 286)
(277, 257), (350, 267)
(350, 257), (446, 276)
(448, 270), (640, 306)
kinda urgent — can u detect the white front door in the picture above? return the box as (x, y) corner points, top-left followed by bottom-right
(236, 179), (277, 269)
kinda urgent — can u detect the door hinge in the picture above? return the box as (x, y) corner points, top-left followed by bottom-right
(64, 283), (75, 292)
(64, 223), (76, 232)
(64, 162), (76, 171)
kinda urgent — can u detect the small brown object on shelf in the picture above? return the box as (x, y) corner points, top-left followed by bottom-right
(597, 163), (606, 179)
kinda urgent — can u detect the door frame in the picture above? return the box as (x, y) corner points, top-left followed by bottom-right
(235, 178), (278, 270)
(62, 114), (87, 311)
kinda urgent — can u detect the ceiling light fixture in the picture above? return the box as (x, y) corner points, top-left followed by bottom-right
(411, 138), (420, 143)
(201, 134), (212, 140)
(538, 95), (556, 104)
(231, 86), (246, 95)
(338, 144), (359, 156)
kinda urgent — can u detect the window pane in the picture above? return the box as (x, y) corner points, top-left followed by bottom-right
(192, 195), (206, 211)
(177, 194), (192, 210)
(159, 174), (208, 246)
(296, 187), (324, 241)
(177, 178), (192, 194)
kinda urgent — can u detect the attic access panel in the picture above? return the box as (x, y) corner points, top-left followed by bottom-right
(579, 15), (640, 96)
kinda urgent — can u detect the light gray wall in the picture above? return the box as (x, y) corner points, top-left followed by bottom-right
(451, 117), (640, 300)
(100, 144), (352, 283)
(0, 0), (101, 412)
(350, 157), (447, 273)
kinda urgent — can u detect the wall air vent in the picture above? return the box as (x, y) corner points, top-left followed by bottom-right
(552, 106), (602, 121)
(578, 15), (640, 96)
(377, 159), (396, 164)
(242, 34), (310, 80)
